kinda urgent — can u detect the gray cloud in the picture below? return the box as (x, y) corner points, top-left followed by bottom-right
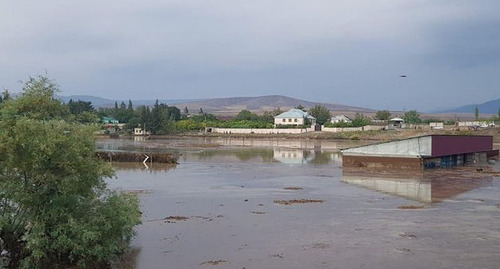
(1, 0), (499, 111)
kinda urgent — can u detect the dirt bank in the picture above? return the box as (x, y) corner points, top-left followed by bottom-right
(142, 127), (500, 144)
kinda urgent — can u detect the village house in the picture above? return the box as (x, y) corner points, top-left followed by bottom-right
(101, 116), (121, 133)
(102, 116), (119, 124)
(274, 109), (316, 127)
(331, 115), (352, 124)
(134, 127), (150, 136)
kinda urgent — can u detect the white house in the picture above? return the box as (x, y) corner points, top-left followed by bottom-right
(331, 115), (352, 124)
(274, 109), (316, 126)
(134, 128), (150, 136)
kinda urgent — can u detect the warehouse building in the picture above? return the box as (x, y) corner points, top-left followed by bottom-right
(342, 135), (498, 171)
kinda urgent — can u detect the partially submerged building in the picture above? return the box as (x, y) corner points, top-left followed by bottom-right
(342, 135), (499, 171)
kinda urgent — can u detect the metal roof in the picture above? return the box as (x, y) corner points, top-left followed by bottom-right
(275, 109), (316, 119)
(390, 117), (404, 122)
(341, 135), (495, 158)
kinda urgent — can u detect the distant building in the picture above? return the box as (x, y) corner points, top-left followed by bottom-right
(389, 117), (404, 129)
(102, 116), (119, 124)
(134, 128), (150, 136)
(102, 116), (120, 134)
(331, 115), (352, 124)
(342, 135), (499, 171)
(274, 109), (316, 127)
(429, 122), (444, 129)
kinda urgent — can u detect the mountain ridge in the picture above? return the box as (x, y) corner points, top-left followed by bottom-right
(57, 94), (374, 115)
(433, 98), (500, 114)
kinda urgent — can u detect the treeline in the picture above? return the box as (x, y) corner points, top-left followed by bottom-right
(63, 97), (283, 134)
(0, 91), (283, 134)
(175, 109), (281, 131)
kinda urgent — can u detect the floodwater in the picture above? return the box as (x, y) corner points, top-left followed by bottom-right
(98, 137), (500, 269)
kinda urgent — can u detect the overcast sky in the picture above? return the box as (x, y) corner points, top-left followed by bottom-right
(1, 0), (499, 111)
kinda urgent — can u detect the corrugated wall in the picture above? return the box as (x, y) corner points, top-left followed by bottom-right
(431, 136), (493, 157)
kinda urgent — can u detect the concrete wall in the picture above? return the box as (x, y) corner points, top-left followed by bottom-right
(209, 127), (315, 134)
(322, 125), (386, 133)
(322, 127), (363, 133)
(342, 136), (432, 157)
(458, 121), (495, 127)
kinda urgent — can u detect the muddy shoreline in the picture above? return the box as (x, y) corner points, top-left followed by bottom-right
(101, 127), (500, 145)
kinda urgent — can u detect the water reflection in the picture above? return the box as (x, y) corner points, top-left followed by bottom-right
(273, 148), (313, 164)
(342, 168), (493, 203)
(273, 149), (342, 165)
(185, 148), (342, 165)
(97, 137), (361, 153)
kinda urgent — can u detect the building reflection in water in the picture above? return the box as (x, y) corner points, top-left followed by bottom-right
(272, 149), (342, 165)
(273, 148), (313, 164)
(342, 168), (493, 203)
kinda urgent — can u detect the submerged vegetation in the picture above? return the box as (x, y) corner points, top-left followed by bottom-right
(0, 76), (141, 269)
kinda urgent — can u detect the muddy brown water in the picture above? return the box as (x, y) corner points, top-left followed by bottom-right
(99, 137), (500, 269)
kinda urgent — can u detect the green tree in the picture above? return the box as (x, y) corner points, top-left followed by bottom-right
(295, 104), (306, 111)
(235, 109), (259, 121)
(309, 105), (331, 125)
(351, 113), (371, 127)
(262, 108), (282, 123)
(2, 89), (10, 101)
(403, 110), (422, 124)
(474, 106), (479, 120)
(374, 110), (391, 120)
(67, 99), (94, 115)
(167, 106), (181, 121)
(150, 100), (165, 134)
(127, 100), (133, 112)
(0, 76), (140, 269)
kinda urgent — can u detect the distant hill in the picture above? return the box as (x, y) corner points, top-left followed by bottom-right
(434, 98), (500, 114)
(173, 95), (373, 115)
(56, 94), (373, 115)
(57, 95), (200, 108)
(58, 95), (116, 107)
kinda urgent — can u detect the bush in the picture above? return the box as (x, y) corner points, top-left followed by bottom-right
(0, 76), (141, 269)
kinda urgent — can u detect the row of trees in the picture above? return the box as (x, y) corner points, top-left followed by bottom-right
(0, 76), (141, 268)
(3, 86), (495, 135)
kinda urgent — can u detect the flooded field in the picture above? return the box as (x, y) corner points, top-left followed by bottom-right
(99, 137), (500, 269)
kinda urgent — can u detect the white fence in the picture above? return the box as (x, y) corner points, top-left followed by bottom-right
(208, 127), (315, 134)
(458, 121), (495, 128)
(322, 125), (386, 133)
